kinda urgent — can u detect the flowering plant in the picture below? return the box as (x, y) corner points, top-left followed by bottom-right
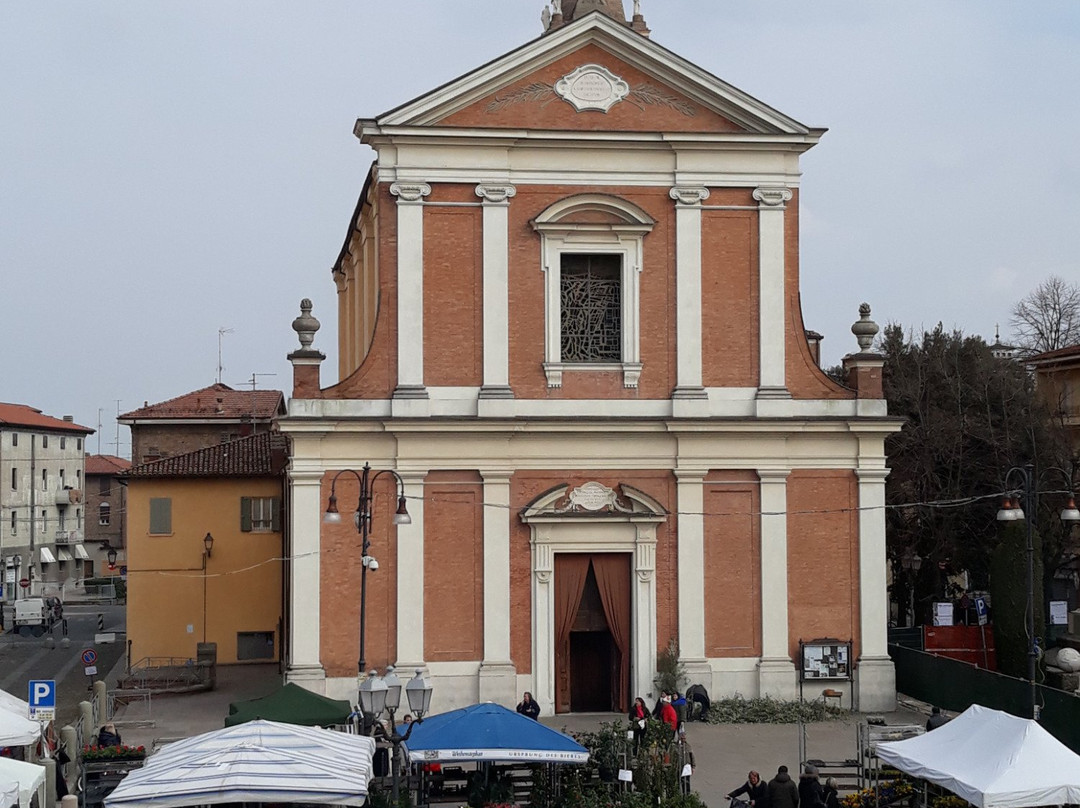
(840, 780), (915, 808)
(931, 797), (969, 808)
(81, 744), (146, 761)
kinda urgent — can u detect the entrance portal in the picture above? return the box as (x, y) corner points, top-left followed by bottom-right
(554, 553), (630, 713)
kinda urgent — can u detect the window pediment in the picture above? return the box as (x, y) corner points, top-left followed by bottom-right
(521, 481), (667, 523)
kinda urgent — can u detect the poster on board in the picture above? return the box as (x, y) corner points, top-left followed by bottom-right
(800, 640), (852, 681)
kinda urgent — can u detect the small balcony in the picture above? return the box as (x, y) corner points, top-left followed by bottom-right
(55, 487), (82, 507)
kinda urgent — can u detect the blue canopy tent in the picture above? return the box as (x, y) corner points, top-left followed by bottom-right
(404, 703), (589, 764)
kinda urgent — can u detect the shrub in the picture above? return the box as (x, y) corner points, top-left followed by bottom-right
(705, 695), (847, 724)
(654, 639), (687, 695)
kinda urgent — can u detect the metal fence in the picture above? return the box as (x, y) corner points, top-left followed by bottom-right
(890, 643), (1080, 753)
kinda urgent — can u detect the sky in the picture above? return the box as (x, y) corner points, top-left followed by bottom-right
(3, 2), (1079, 457)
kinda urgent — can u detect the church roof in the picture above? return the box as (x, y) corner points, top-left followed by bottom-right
(363, 12), (822, 138)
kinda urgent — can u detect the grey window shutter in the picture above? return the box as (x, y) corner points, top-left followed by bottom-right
(149, 498), (172, 534)
(240, 497), (252, 532)
(271, 497), (281, 533)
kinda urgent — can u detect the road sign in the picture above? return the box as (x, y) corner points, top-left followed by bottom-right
(28, 680), (56, 721)
(975, 596), (988, 626)
(84, 666), (98, 677)
(81, 648), (98, 666)
(19, 578), (30, 589)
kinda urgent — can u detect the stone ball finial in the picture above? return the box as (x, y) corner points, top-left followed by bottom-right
(292, 298), (321, 350)
(851, 302), (879, 351)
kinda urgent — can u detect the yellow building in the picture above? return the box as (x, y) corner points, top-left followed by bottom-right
(124, 431), (287, 665)
(1029, 344), (1080, 455)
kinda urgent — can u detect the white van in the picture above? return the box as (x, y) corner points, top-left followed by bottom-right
(14, 597), (51, 637)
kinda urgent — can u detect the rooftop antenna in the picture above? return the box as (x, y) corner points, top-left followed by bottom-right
(97, 408), (103, 455)
(234, 373), (277, 432)
(217, 327), (235, 384)
(115, 400), (122, 459)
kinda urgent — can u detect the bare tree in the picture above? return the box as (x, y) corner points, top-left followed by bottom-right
(1010, 275), (1080, 355)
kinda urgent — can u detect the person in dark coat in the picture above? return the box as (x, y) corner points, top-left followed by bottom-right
(822, 777), (840, 808)
(629, 697), (649, 750)
(926, 707), (949, 731)
(798, 765), (825, 808)
(96, 723), (122, 748)
(516, 691), (540, 720)
(768, 765), (799, 808)
(686, 683), (711, 721)
(728, 770), (770, 808)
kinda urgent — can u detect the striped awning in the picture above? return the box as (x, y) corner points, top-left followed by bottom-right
(39, 547), (56, 564)
(57, 549), (73, 562)
(74, 544), (90, 561)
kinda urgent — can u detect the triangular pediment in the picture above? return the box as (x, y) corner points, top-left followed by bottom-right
(369, 13), (819, 137)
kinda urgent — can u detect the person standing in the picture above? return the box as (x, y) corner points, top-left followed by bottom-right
(768, 765), (799, 808)
(659, 694), (679, 734)
(728, 770), (770, 808)
(926, 707), (949, 731)
(629, 697), (648, 750)
(516, 692), (540, 720)
(822, 777), (840, 808)
(798, 765), (825, 808)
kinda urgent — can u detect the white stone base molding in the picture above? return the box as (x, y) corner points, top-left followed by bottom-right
(681, 659), (714, 694)
(854, 655), (896, 712)
(285, 664), (328, 694)
(478, 661), (519, 706)
(757, 657), (798, 699)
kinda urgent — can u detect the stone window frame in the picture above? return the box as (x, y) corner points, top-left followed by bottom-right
(532, 194), (655, 388)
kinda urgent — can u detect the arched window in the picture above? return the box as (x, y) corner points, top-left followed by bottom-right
(531, 194), (655, 388)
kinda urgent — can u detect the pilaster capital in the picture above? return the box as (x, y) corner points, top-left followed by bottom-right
(480, 470), (514, 485)
(753, 186), (793, 208)
(475, 184), (517, 205)
(390, 182), (432, 204)
(757, 468), (792, 483)
(669, 186), (711, 206)
(395, 470), (429, 485)
(855, 468), (891, 483)
(289, 469), (326, 485)
(673, 468), (708, 483)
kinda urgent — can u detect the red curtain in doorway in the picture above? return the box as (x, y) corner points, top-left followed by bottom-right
(592, 554), (630, 712)
(554, 554), (590, 713)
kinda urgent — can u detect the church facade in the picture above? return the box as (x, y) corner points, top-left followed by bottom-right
(281, 3), (900, 714)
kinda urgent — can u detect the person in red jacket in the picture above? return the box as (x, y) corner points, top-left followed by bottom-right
(659, 693), (679, 733)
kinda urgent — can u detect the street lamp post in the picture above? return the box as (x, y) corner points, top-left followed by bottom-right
(322, 463), (411, 688)
(997, 465), (1080, 720)
(202, 532), (214, 644)
(900, 552), (923, 627)
(359, 667), (433, 804)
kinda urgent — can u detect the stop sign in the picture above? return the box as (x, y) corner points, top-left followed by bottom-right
(19, 578), (30, 589)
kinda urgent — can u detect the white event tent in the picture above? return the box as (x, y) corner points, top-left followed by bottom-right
(0, 759), (46, 808)
(105, 719), (375, 808)
(876, 704), (1080, 808)
(0, 690), (30, 720)
(0, 780), (18, 808)
(0, 710), (39, 748)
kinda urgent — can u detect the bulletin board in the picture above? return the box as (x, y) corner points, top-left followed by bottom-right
(799, 639), (853, 681)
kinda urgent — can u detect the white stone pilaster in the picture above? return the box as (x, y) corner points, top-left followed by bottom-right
(395, 471), (427, 670)
(634, 526), (660, 699)
(479, 471), (516, 704)
(855, 466), (896, 711)
(670, 187), (709, 408)
(753, 187), (792, 402)
(675, 469), (707, 662)
(757, 468), (796, 698)
(476, 185), (516, 410)
(390, 182), (431, 407)
(531, 537), (555, 714)
(286, 469), (326, 689)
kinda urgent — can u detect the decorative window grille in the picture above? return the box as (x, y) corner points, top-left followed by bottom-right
(560, 254), (622, 362)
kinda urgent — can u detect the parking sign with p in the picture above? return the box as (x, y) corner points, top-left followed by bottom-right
(28, 679), (56, 722)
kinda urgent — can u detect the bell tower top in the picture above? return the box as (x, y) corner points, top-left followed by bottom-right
(542, 0), (650, 37)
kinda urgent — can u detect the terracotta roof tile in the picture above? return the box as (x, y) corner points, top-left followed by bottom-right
(0, 403), (94, 434)
(1028, 343), (1080, 365)
(118, 383), (285, 421)
(123, 431), (288, 478)
(85, 454), (132, 475)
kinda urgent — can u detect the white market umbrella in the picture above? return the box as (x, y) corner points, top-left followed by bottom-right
(0, 780), (18, 808)
(0, 759), (45, 808)
(0, 709), (39, 747)
(877, 704), (1080, 808)
(146, 718), (374, 771)
(105, 742), (371, 808)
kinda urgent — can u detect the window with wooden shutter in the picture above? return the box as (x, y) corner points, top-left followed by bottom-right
(149, 497), (172, 535)
(242, 497), (280, 532)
